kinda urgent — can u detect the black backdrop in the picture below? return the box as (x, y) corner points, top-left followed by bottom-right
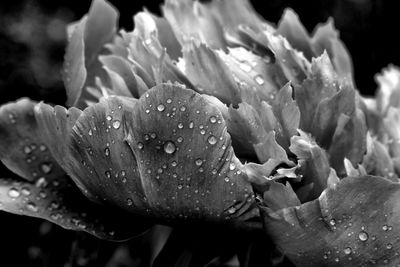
(0, 0), (399, 266)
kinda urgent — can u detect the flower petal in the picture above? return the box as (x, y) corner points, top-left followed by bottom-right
(272, 83), (300, 150)
(375, 65), (400, 114)
(162, 0), (226, 49)
(311, 85), (356, 149)
(0, 98), (149, 240)
(289, 130), (331, 199)
(64, 0), (118, 107)
(0, 176), (149, 241)
(180, 42), (242, 105)
(122, 83), (254, 222)
(260, 176), (400, 266)
(52, 84), (255, 225)
(277, 9), (314, 60)
(328, 110), (367, 176)
(0, 99), (65, 182)
(294, 52), (340, 132)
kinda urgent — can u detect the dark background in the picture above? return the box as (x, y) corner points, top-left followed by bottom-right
(0, 0), (399, 266)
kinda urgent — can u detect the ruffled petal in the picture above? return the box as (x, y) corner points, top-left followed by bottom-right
(260, 176), (400, 266)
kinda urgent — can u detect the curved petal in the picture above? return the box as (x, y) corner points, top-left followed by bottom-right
(0, 98), (149, 240)
(50, 84), (255, 226)
(162, 0), (227, 49)
(179, 41), (242, 106)
(277, 9), (314, 60)
(0, 99), (65, 182)
(63, 0), (118, 107)
(260, 176), (400, 266)
(0, 176), (149, 241)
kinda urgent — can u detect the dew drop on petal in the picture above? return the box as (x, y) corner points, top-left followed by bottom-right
(358, 231), (369, 242)
(344, 247), (352, 255)
(177, 184), (183, 190)
(224, 177), (230, 183)
(254, 75), (265, 85)
(8, 188), (20, 198)
(35, 177), (48, 188)
(228, 207), (236, 214)
(178, 123), (184, 129)
(127, 198), (133, 206)
(180, 106), (186, 112)
(177, 136), (184, 143)
(207, 135), (217, 145)
(21, 187), (31, 196)
(88, 129), (93, 136)
(23, 146), (32, 154)
(112, 120), (121, 129)
(209, 116), (217, 124)
(189, 121), (194, 129)
(195, 158), (203, 166)
(104, 147), (110, 157)
(157, 104), (165, 112)
(166, 98), (172, 104)
(163, 141), (176, 154)
(137, 142), (144, 150)
(26, 202), (38, 212)
(106, 115), (112, 121)
(229, 163), (236, 171)
(105, 171), (111, 179)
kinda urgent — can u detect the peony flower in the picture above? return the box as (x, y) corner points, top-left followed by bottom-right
(1, 0), (400, 265)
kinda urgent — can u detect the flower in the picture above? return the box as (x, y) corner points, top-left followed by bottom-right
(1, 0), (400, 265)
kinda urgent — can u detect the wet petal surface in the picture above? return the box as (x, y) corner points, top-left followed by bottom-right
(261, 176), (400, 266)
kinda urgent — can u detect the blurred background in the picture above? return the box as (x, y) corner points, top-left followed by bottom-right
(0, 0), (398, 266)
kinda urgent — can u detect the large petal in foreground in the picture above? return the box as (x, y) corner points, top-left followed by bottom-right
(260, 176), (400, 266)
(0, 98), (149, 240)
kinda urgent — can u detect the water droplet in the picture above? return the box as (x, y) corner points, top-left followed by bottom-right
(35, 177), (48, 188)
(329, 219), (336, 226)
(195, 159), (203, 166)
(229, 163), (236, 171)
(145, 109), (150, 114)
(254, 75), (265, 85)
(157, 104), (165, 112)
(157, 168), (163, 174)
(178, 123), (184, 129)
(200, 129), (206, 135)
(105, 171), (111, 178)
(137, 142), (144, 150)
(228, 207), (236, 214)
(26, 202), (38, 212)
(39, 145), (47, 151)
(177, 184), (183, 190)
(127, 198), (133, 206)
(88, 129), (93, 136)
(224, 177), (230, 183)
(207, 135), (217, 145)
(106, 115), (112, 121)
(383, 225), (389, 231)
(21, 187), (31, 196)
(239, 62), (252, 72)
(209, 116), (217, 124)
(8, 188), (20, 198)
(387, 243), (393, 250)
(112, 120), (121, 129)
(180, 106), (186, 112)
(344, 247), (352, 255)
(189, 121), (194, 129)
(358, 231), (369, 242)
(104, 147), (110, 157)
(23, 146), (34, 156)
(150, 133), (157, 139)
(9, 113), (16, 124)
(177, 136), (184, 143)
(163, 141), (176, 154)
